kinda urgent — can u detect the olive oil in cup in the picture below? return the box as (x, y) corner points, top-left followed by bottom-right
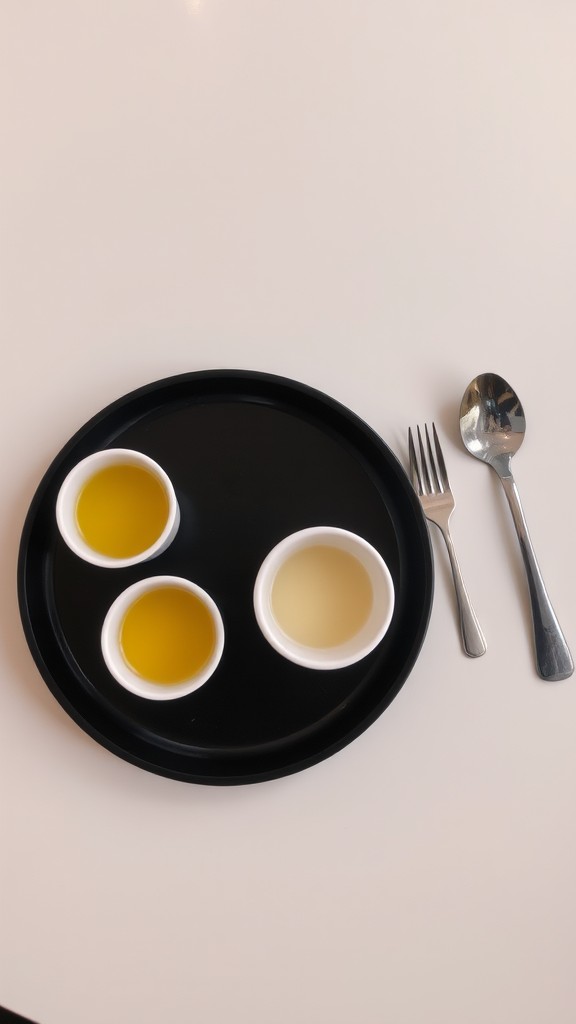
(253, 527), (395, 670)
(101, 576), (225, 699)
(56, 449), (179, 568)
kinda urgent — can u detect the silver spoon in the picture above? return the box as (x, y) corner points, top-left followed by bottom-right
(459, 372), (573, 681)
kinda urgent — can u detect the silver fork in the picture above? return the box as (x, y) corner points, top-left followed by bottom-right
(409, 424), (486, 658)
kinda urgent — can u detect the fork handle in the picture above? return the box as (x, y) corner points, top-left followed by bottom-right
(439, 527), (487, 658)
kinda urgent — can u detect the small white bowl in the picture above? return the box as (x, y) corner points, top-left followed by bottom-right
(101, 575), (225, 700)
(253, 526), (395, 670)
(55, 448), (180, 568)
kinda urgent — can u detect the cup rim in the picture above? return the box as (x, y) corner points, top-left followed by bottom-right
(253, 526), (395, 670)
(55, 447), (179, 568)
(101, 575), (225, 700)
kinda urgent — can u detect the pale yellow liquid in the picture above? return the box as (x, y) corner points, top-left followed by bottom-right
(75, 463), (169, 558)
(120, 586), (216, 685)
(271, 545), (373, 648)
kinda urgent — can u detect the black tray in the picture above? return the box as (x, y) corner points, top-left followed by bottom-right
(18, 370), (433, 785)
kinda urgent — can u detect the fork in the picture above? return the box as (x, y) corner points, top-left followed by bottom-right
(409, 424), (486, 658)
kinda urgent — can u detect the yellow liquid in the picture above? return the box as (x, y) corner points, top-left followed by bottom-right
(120, 586), (216, 685)
(75, 463), (169, 558)
(271, 545), (373, 648)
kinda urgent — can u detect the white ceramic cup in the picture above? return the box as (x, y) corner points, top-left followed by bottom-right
(253, 526), (395, 670)
(101, 575), (225, 700)
(55, 448), (180, 568)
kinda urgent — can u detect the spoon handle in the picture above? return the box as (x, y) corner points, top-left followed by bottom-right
(496, 469), (574, 681)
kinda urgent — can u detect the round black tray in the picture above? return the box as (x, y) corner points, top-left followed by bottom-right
(18, 370), (433, 784)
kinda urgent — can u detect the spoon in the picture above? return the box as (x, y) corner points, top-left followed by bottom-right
(459, 372), (573, 681)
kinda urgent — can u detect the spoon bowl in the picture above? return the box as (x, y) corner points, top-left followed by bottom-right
(459, 372), (573, 682)
(460, 372), (526, 465)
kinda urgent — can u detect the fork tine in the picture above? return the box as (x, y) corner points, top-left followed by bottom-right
(432, 423), (450, 490)
(417, 426), (432, 494)
(425, 424), (442, 493)
(408, 427), (423, 494)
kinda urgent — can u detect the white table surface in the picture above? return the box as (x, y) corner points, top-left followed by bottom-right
(2, 3), (576, 1023)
